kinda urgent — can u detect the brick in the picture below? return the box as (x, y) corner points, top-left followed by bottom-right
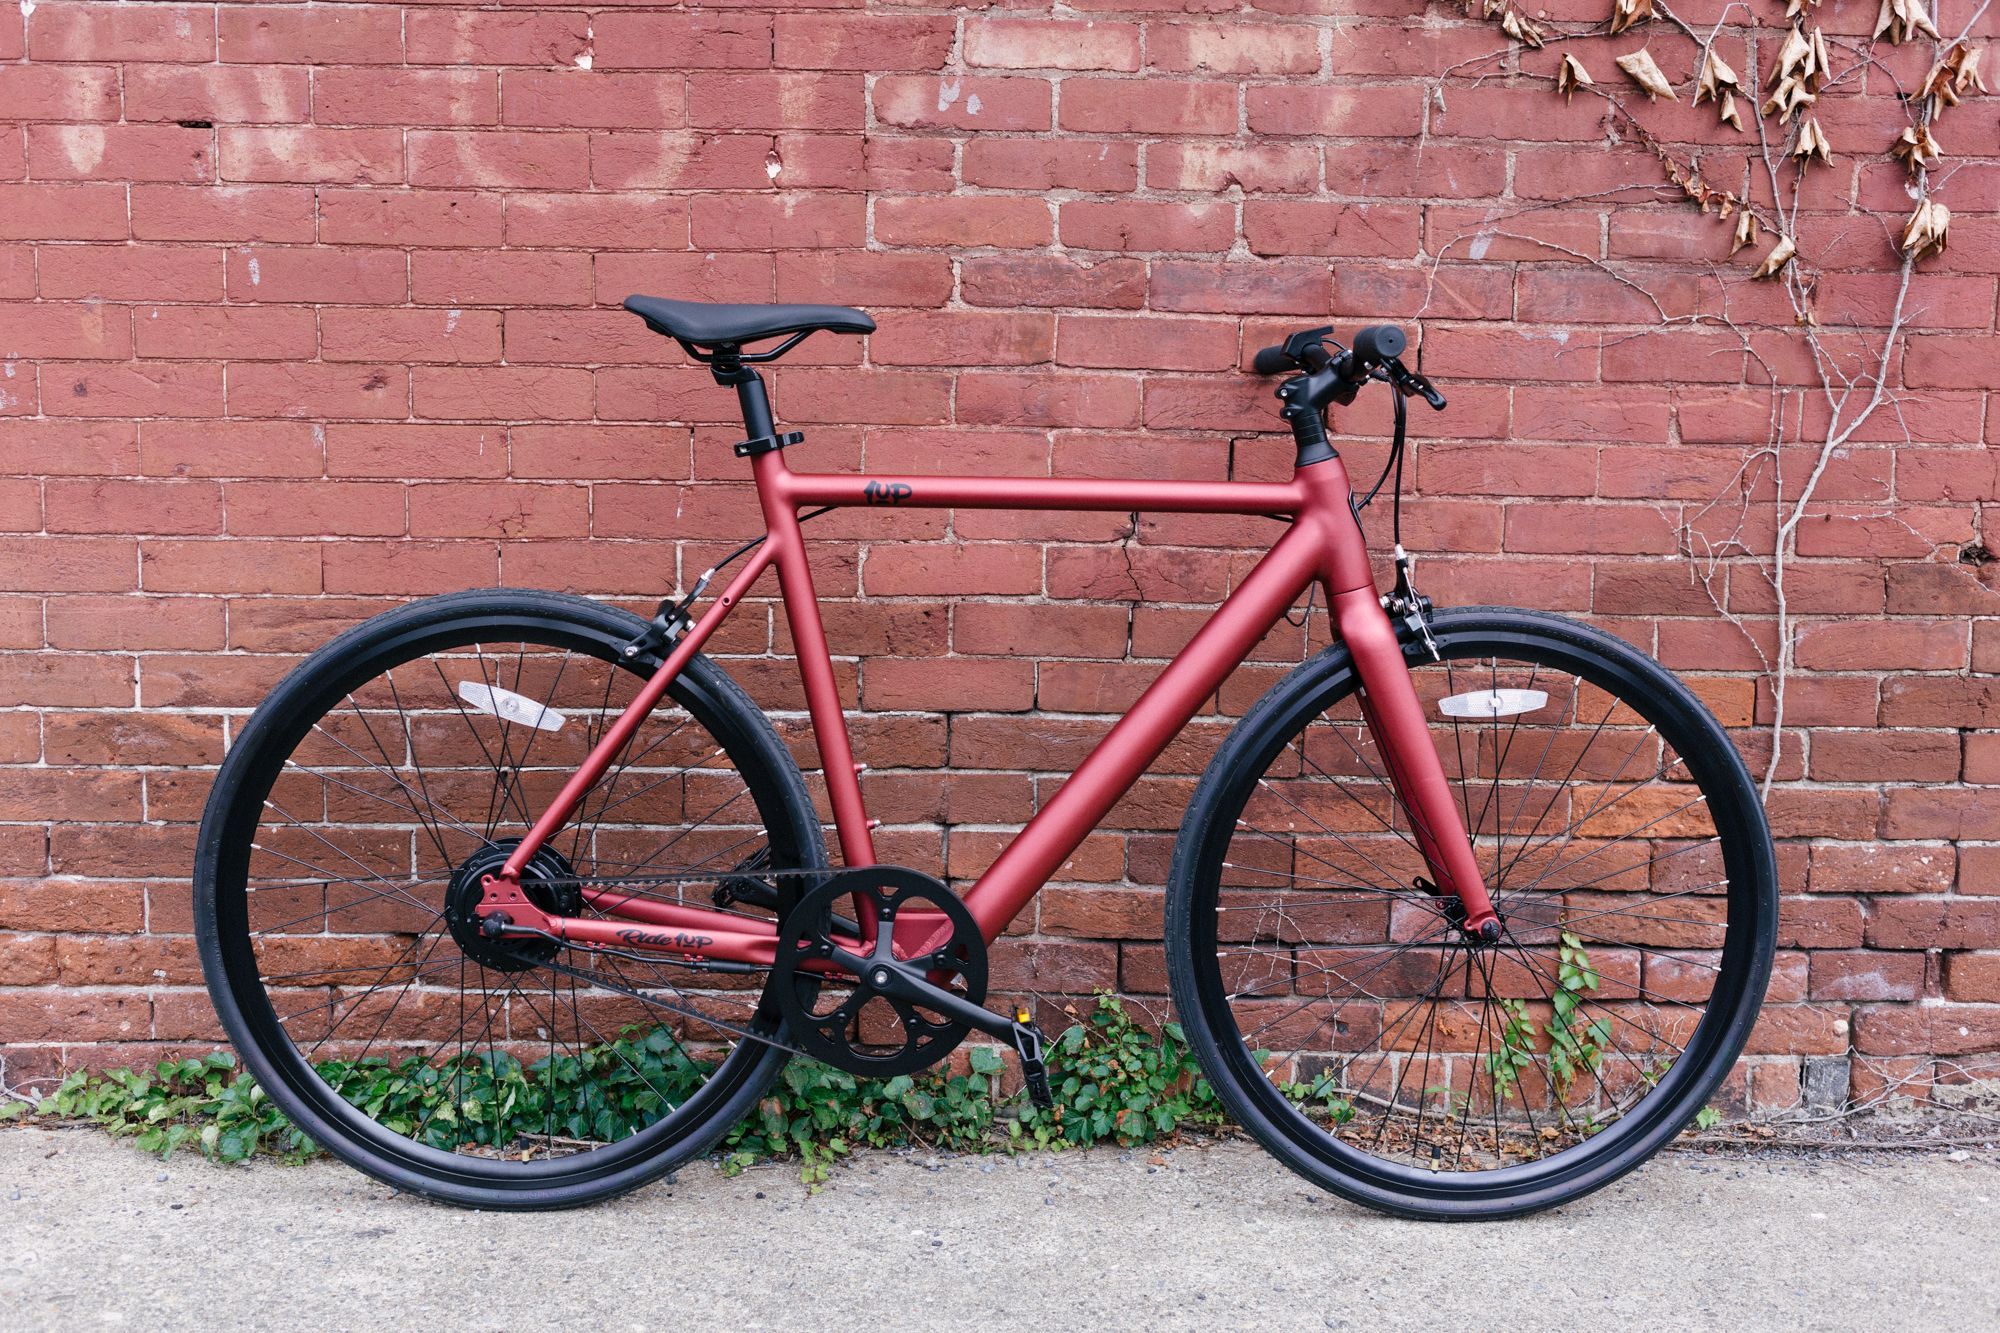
(593, 13), (774, 70)
(1149, 24), (1318, 75)
(0, 65), (121, 121)
(1061, 201), (1233, 254)
(410, 250), (591, 307)
(686, 73), (863, 132)
(873, 76), (1053, 132)
(227, 362), (408, 421)
(1243, 202), (1419, 258)
(226, 248), (408, 305)
(0, 184), (125, 242)
(1056, 315), (1237, 371)
(690, 194), (865, 250)
(1247, 85), (1424, 137)
(221, 128), (402, 186)
(965, 20), (1142, 72)
(1061, 79), (1236, 134)
(776, 15), (954, 70)
(131, 185), (314, 244)
(319, 189), (504, 249)
(1146, 141), (1319, 194)
(870, 312), (1053, 367)
(135, 306), (315, 361)
(322, 308), (502, 365)
(29, 125), (214, 184)
(405, 11), (588, 67)
(409, 131), (591, 191)
(29, 4), (215, 62)
(875, 197), (1051, 249)
(219, 6), (402, 65)
(961, 256), (1146, 309)
(141, 420), (316, 479)
(314, 68), (498, 128)
(961, 139), (1138, 193)
(123, 65), (308, 124)
(503, 72), (686, 131)
(45, 362), (224, 419)
(0, 303), (130, 361)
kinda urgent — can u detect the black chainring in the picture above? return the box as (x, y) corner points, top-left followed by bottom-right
(767, 867), (987, 1077)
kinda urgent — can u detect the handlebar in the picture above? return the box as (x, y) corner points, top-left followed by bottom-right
(1252, 323), (1446, 412)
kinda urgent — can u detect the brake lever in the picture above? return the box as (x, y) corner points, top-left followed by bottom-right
(1384, 358), (1447, 411)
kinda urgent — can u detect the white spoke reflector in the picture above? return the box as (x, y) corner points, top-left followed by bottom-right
(458, 680), (565, 732)
(1438, 688), (1548, 719)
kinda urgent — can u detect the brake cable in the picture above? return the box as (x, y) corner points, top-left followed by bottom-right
(622, 504), (837, 660)
(1353, 367), (1410, 549)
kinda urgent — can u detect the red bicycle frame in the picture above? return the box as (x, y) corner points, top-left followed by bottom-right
(482, 383), (1499, 965)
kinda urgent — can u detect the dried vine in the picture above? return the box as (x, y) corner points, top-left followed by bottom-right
(1441, 0), (1989, 796)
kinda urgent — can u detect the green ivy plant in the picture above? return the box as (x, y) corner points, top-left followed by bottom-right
(21, 996), (1226, 1185)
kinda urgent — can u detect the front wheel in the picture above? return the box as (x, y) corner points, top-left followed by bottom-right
(1166, 607), (1777, 1220)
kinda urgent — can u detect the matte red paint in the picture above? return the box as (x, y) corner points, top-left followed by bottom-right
(487, 444), (1499, 966)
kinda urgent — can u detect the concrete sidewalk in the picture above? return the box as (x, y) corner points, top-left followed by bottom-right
(1, 1126), (1992, 1331)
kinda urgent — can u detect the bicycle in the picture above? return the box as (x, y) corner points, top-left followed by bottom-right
(194, 297), (1778, 1220)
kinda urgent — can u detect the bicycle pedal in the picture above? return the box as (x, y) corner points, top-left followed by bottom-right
(1010, 1009), (1055, 1111)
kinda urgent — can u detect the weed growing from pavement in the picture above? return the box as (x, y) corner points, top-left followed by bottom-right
(10, 996), (1235, 1185)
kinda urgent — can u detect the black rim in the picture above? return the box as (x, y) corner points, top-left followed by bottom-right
(199, 599), (817, 1190)
(1182, 612), (1773, 1202)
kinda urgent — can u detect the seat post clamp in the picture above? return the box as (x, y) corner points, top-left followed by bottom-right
(733, 430), (804, 459)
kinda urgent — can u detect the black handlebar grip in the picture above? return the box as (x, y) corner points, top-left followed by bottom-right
(1252, 344), (1297, 376)
(1350, 325), (1407, 366)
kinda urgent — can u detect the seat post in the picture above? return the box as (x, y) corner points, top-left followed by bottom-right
(707, 345), (775, 437)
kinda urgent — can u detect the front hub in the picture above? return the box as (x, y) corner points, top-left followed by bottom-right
(444, 840), (580, 972)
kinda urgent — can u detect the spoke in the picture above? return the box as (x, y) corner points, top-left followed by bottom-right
(255, 805), (431, 915)
(1506, 789), (1710, 898)
(383, 670), (457, 869)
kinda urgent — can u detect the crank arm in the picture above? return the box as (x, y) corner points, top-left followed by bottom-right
(866, 962), (1055, 1109)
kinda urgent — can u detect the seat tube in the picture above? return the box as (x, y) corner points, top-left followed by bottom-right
(748, 451), (878, 871)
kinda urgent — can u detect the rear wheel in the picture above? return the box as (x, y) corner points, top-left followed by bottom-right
(195, 590), (824, 1209)
(1166, 607), (1777, 1220)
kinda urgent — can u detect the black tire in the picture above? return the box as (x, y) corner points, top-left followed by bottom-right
(195, 589), (824, 1209)
(1166, 607), (1777, 1220)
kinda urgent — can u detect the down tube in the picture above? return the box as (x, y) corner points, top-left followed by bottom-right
(962, 518), (1328, 941)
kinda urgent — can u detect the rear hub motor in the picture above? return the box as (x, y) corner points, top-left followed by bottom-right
(444, 840), (581, 972)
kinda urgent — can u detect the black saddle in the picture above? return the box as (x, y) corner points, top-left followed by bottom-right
(622, 296), (874, 351)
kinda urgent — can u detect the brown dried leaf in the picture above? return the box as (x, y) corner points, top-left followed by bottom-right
(1731, 208), (1760, 256)
(1501, 7), (1545, 48)
(1900, 199), (1950, 260)
(1794, 116), (1833, 167)
(1784, 0), (1819, 16)
(1617, 48), (1678, 101)
(1891, 123), (1942, 174)
(1694, 47), (1740, 104)
(1610, 0), (1654, 34)
(1926, 43), (1988, 114)
(1557, 51), (1594, 101)
(1808, 27), (1832, 87)
(1719, 89), (1745, 129)
(1762, 78), (1816, 122)
(1752, 234), (1797, 278)
(1770, 26), (1812, 85)
(1949, 43), (1988, 95)
(1874, 0), (1939, 44)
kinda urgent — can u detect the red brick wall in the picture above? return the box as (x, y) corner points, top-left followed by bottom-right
(0, 1), (1994, 1108)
